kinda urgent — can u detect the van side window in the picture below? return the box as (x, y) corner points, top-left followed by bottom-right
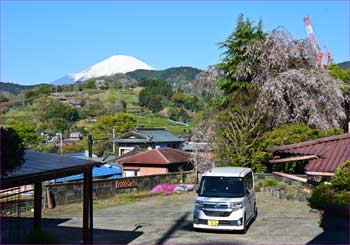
(245, 172), (253, 191)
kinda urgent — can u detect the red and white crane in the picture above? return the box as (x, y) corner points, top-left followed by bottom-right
(304, 16), (331, 69)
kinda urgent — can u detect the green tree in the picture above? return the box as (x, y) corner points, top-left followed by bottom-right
(87, 113), (137, 155)
(138, 79), (173, 112)
(10, 121), (41, 146)
(43, 102), (80, 133)
(218, 14), (266, 94)
(1, 127), (25, 175)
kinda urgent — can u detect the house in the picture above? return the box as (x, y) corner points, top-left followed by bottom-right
(117, 147), (192, 177)
(266, 133), (350, 180)
(101, 146), (145, 168)
(112, 128), (183, 156)
(95, 79), (108, 90)
(60, 132), (82, 146)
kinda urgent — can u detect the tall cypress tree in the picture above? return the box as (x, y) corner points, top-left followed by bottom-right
(218, 14), (266, 94)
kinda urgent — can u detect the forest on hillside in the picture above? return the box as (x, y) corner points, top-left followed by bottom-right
(1, 14), (349, 173)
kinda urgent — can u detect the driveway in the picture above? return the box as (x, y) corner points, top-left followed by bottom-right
(39, 191), (350, 244)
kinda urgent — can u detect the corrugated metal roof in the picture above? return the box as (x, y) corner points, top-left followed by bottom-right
(2, 150), (100, 188)
(112, 128), (183, 143)
(266, 133), (350, 174)
(117, 147), (190, 165)
(183, 143), (210, 152)
(52, 165), (121, 183)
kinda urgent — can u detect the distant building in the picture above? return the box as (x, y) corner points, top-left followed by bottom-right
(117, 147), (192, 177)
(112, 128), (183, 156)
(95, 80), (108, 90)
(59, 132), (82, 146)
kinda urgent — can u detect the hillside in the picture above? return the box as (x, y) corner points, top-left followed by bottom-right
(76, 73), (138, 90)
(126, 66), (202, 91)
(338, 61), (350, 70)
(0, 82), (40, 95)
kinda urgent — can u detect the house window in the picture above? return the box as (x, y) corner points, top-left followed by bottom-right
(119, 147), (134, 156)
(124, 170), (140, 177)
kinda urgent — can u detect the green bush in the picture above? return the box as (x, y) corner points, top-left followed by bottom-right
(334, 190), (350, 205)
(308, 183), (334, 210)
(255, 179), (279, 192)
(308, 161), (350, 210)
(331, 161), (350, 191)
(259, 179), (279, 187)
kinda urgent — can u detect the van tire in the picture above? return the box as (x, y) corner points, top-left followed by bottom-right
(193, 227), (201, 232)
(253, 203), (258, 221)
(241, 214), (247, 234)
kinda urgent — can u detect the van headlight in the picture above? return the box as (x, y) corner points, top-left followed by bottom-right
(195, 200), (203, 209)
(229, 201), (243, 211)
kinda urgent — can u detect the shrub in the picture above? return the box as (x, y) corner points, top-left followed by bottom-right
(331, 161), (350, 191)
(334, 190), (350, 206)
(308, 183), (334, 210)
(259, 179), (279, 187)
(308, 161), (350, 210)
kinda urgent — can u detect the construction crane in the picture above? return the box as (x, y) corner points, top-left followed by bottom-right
(304, 16), (331, 69)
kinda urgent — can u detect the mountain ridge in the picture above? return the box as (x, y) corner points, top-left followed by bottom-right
(51, 55), (155, 85)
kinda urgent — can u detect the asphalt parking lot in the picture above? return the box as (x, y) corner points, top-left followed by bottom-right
(39, 190), (350, 244)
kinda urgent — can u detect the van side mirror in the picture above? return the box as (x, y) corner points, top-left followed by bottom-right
(196, 188), (199, 194)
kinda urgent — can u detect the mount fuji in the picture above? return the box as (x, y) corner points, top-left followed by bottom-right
(51, 55), (155, 85)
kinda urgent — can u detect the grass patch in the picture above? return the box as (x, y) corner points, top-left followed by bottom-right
(135, 115), (190, 134)
(255, 179), (279, 192)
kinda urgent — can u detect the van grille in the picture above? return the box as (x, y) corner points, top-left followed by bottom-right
(202, 202), (230, 210)
(203, 210), (232, 217)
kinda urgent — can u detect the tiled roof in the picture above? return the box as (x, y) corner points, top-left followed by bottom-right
(117, 147), (190, 165)
(266, 133), (350, 173)
(113, 128), (183, 143)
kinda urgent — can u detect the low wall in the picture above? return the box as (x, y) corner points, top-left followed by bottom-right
(254, 173), (310, 187)
(46, 170), (196, 206)
(46, 171), (312, 207)
(254, 173), (312, 202)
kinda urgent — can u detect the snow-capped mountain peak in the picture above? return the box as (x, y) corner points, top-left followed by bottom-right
(51, 55), (154, 85)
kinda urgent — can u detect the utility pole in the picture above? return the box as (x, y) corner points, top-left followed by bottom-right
(112, 128), (116, 154)
(88, 135), (93, 158)
(56, 133), (63, 155)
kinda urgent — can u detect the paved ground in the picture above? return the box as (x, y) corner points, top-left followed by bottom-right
(38, 191), (349, 244)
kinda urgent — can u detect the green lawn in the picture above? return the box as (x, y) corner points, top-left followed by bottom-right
(135, 115), (190, 134)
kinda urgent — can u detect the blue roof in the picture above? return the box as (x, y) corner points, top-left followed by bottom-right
(51, 165), (121, 183)
(113, 128), (183, 144)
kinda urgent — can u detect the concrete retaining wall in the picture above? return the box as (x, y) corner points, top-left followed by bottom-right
(46, 171), (196, 206)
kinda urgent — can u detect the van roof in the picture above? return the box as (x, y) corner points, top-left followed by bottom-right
(203, 167), (252, 178)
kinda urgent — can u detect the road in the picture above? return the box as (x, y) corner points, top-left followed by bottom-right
(40, 191), (347, 244)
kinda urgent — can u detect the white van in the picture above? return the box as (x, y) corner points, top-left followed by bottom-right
(193, 167), (257, 233)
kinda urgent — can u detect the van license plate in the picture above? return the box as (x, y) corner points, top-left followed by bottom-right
(207, 220), (219, 226)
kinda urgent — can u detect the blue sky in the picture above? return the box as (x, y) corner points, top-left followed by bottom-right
(1, 1), (349, 85)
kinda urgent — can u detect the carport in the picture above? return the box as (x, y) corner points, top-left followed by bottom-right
(1, 150), (101, 243)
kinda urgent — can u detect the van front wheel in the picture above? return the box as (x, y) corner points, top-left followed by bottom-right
(241, 214), (247, 234)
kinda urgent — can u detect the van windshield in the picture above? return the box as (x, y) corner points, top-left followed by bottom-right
(198, 176), (244, 198)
